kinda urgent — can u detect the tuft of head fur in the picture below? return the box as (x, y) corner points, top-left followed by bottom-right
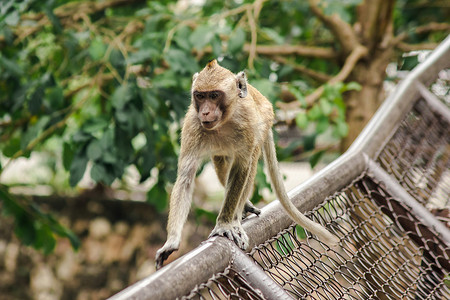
(206, 59), (218, 69)
(192, 60), (236, 92)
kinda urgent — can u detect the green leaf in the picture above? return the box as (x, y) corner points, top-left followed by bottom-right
(275, 232), (295, 255)
(82, 118), (109, 134)
(303, 134), (316, 151)
(227, 27), (246, 54)
(28, 87), (44, 115)
(319, 98), (333, 115)
(251, 79), (277, 102)
(189, 25), (214, 50)
(86, 139), (102, 161)
(64, 230), (81, 250)
(5, 11), (20, 26)
(115, 107), (130, 123)
(72, 131), (92, 143)
(260, 27), (285, 44)
(128, 49), (157, 64)
(147, 182), (168, 212)
(309, 150), (326, 168)
(343, 81), (361, 92)
(44, 7), (62, 33)
(15, 215), (36, 246)
(194, 208), (217, 223)
(62, 142), (74, 171)
(47, 86), (64, 109)
(295, 113), (308, 129)
(20, 116), (50, 151)
(69, 152), (88, 187)
(334, 120), (349, 138)
(0, 55), (24, 77)
(165, 49), (198, 74)
(3, 137), (21, 157)
(211, 34), (223, 57)
(316, 116), (329, 134)
(91, 163), (111, 184)
(109, 49), (125, 68)
(400, 55), (419, 71)
(111, 85), (132, 110)
(307, 105), (321, 120)
(88, 37), (107, 61)
(288, 86), (305, 106)
(173, 26), (192, 51)
(140, 89), (160, 111)
(296, 225), (306, 240)
(35, 223), (56, 255)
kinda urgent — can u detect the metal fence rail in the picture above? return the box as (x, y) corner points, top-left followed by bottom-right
(109, 36), (450, 300)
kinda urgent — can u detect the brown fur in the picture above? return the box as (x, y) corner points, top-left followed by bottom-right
(155, 60), (338, 270)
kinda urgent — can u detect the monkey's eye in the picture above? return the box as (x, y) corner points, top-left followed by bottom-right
(210, 92), (219, 100)
(195, 93), (205, 101)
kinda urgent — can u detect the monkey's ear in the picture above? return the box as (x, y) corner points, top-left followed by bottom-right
(192, 72), (199, 83)
(236, 71), (248, 98)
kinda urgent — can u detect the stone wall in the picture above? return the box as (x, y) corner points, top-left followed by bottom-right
(0, 195), (212, 300)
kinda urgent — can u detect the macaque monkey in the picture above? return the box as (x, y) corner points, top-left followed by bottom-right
(155, 60), (339, 269)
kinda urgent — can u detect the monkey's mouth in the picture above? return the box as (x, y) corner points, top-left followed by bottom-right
(202, 120), (218, 129)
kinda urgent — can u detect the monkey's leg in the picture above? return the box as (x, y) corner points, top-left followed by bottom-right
(155, 154), (199, 270)
(214, 156), (260, 218)
(210, 150), (259, 249)
(241, 149), (262, 218)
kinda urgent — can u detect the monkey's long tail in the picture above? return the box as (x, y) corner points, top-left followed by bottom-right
(263, 130), (340, 247)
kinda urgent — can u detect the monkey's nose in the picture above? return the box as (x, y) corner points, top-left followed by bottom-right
(203, 111), (210, 116)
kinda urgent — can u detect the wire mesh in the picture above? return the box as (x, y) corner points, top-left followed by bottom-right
(376, 98), (450, 216)
(182, 266), (265, 300)
(180, 95), (450, 300)
(249, 174), (450, 300)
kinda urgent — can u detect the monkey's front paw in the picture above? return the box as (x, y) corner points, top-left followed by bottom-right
(155, 241), (179, 270)
(209, 224), (249, 250)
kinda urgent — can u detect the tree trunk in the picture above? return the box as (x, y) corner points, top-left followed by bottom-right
(341, 0), (396, 151)
(342, 48), (393, 151)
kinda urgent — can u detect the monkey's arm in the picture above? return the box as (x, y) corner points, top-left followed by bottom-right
(155, 151), (199, 270)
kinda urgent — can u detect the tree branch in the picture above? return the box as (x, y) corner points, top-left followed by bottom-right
(396, 42), (439, 52)
(271, 56), (332, 82)
(246, 8), (257, 69)
(243, 44), (337, 59)
(277, 44), (367, 111)
(392, 22), (450, 46)
(305, 45), (367, 106)
(245, 0), (269, 69)
(308, 0), (360, 55)
(356, 0), (395, 50)
(2, 0), (145, 46)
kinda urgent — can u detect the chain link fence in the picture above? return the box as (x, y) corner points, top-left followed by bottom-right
(109, 36), (450, 300)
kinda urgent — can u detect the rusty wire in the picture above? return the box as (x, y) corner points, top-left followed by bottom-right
(249, 174), (449, 299)
(376, 98), (450, 214)
(182, 266), (265, 300)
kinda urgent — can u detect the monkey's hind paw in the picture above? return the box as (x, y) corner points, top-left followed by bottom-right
(209, 224), (249, 250)
(243, 202), (261, 219)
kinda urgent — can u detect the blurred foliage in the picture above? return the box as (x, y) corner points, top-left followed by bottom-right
(0, 0), (448, 252)
(0, 185), (80, 253)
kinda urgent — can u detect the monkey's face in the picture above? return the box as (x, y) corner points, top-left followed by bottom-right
(191, 60), (248, 130)
(193, 90), (224, 130)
